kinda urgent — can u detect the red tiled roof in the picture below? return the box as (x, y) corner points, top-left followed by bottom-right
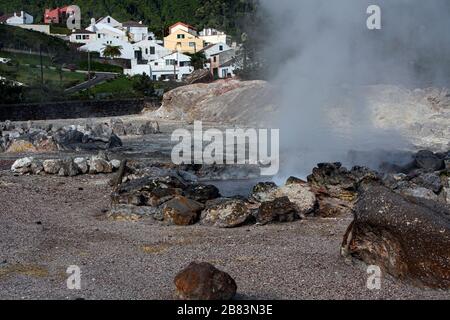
(0, 14), (13, 23)
(169, 22), (196, 31)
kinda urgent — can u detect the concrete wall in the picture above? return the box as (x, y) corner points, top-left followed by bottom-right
(0, 98), (160, 121)
(17, 24), (50, 34)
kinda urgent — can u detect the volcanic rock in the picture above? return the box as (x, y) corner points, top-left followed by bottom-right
(185, 69), (214, 84)
(342, 184), (450, 289)
(88, 154), (113, 174)
(58, 159), (80, 177)
(257, 196), (299, 225)
(53, 124), (122, 151)
(308, 164), (378, 217)
(200, 198), (251, 228)
(414, 150), (445, 172)
(401, 187), (439, 201)
(111, 118), (126, 136)
(136, 121), (161, 135)
(112, 176), (184, 208)
(154, 80), (276, 124)
(174, 262), (237, 300)
(162, 196), (204, 226)
(74, 158), (89, 174)
(251, 180), (316, 216)
(11, 157), (34, 174)
(183, 184), (220, 203)
(43, 159), (63, 175)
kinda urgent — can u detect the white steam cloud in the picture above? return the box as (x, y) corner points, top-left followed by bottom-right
(260, 0), (450, 177)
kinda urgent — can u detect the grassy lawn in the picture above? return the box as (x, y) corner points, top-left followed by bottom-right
(50, 25), (71, 35)
(85, 76), (135, 99)
(0, 50), (123, 73)
(16, 65), (85, 88)
(0, 62), (85, 89)
(0, 51), (53, 66)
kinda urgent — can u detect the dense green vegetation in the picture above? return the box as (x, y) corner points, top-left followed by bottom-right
(0, 0), (258, 39)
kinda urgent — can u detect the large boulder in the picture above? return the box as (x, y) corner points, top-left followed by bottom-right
(162, 196), (204, 226)
(88, 154), (113, 174)
(183, 184), (220, 203)
(256, 196), (299, 225)
(251, 180), (316, 217)
(53, 124), (122, 151)
(43, 159), (63, 175)
(11, 157), (34, 174)
(414, 150), (445, 172)
(184, 69), (214, 84)
(112, 176), (185, 208)
(200, 198), (251, 228)
(342, 184), (450, 289)
(174, 262), (237, 300)
(308, 164), (378, 217)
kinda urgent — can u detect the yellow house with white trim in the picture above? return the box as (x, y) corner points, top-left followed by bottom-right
(164, 22), (205, 54)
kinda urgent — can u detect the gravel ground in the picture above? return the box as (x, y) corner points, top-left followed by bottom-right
(0, 172), (449, 300)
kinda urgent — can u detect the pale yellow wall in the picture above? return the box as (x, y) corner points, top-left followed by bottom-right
(164, 30), (204, 54)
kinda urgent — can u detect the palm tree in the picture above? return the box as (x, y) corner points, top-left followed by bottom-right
(102, 45), (123, 59)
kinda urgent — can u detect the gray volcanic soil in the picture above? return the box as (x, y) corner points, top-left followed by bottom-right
(0, 172), (449, 300)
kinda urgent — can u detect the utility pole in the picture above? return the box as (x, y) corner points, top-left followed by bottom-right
(88, 51), (91, 80)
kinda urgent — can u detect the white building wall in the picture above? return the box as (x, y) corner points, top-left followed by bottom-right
(79, 38), (135, 59)
(96, 16), (122, 28)
(126, 26), (148, 42)
(202, 43), (232, 59)
(133, 40), (171, 61)
(7, 11), (33, 25)
(16, 24), (50, 34)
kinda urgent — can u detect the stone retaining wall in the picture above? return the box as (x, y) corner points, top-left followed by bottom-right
(0, 98), (160, 121)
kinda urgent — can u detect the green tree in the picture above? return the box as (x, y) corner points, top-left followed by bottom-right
(0, 79), (24, 104)
(132, 74), (154, 96)
(101, 44), (123, 59)
(186, 51), (207, 70)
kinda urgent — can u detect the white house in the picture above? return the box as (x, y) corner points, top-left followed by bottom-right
(79, 38), (134, 59)
(0, 11), (33, 25)
(199, 42), (232, 59)
(95, 16), (122, 28)
(69, 29), (96, 44)
(125, 52), (194, 81)
(87, 22), (128, 41)
(122, 21), (149, 43)
(132, 39), (171, 62)
(209, 49), (237, 79)
(199, 28), (231, 45)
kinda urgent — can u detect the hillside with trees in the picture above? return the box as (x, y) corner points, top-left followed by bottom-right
(0, 0), (258, 39)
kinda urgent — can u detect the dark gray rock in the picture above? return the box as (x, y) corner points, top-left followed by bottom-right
(183, 184), (220, 203)
(414, 150), (445, 172)
(342, 183), (450, 289)
(256, 196), (299, 225)
(200, 198), (251, 228)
